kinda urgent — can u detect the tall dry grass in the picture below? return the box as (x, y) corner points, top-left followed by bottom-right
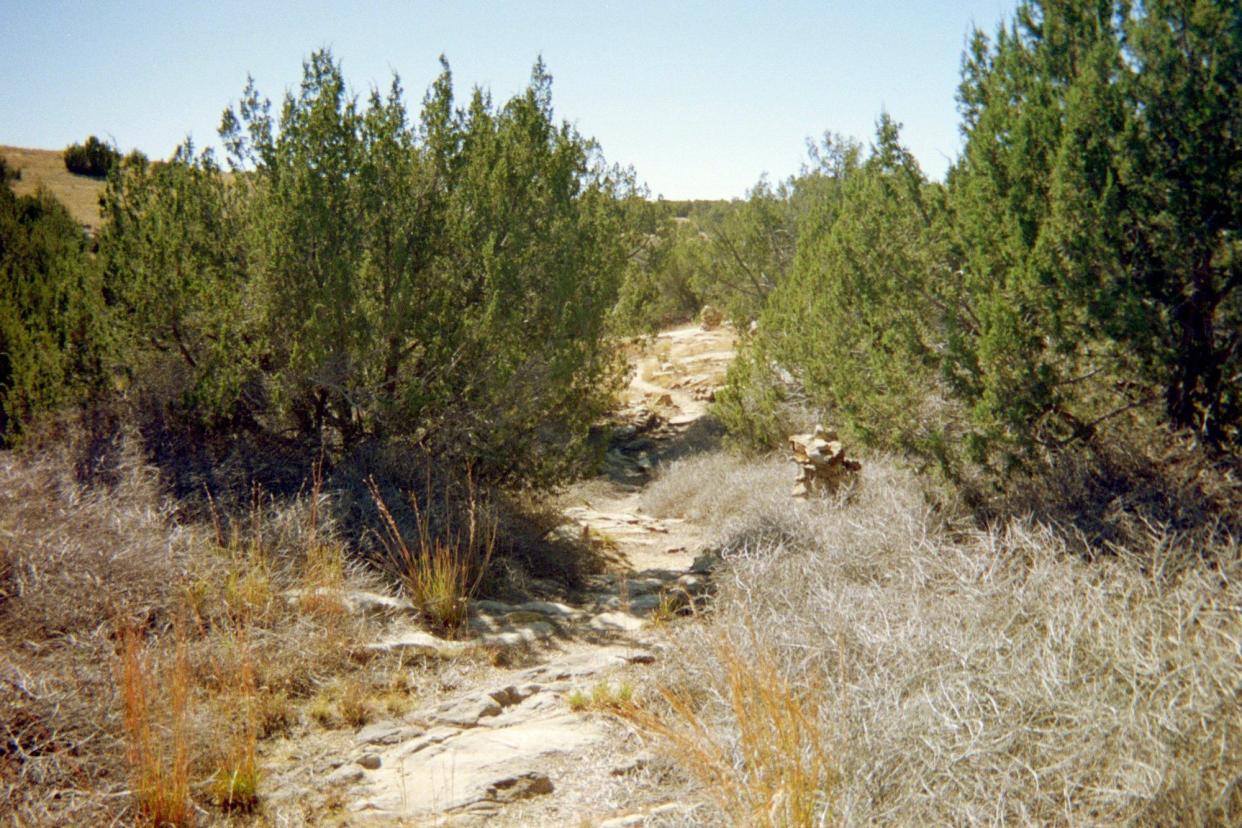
(116, 622), (193, 826)
(641, 450), (1242, 826)
(626, 634), (838, 827)
(0, 441), (421, 824)
(369, 474), (496, 635)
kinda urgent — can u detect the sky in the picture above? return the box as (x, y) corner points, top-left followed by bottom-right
(1, 1), (1018, 200)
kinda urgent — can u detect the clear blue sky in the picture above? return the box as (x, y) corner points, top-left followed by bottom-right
(1, 1), (1016, 200)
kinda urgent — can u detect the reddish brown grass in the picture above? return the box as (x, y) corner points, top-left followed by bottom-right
(116, 622), (192, 827)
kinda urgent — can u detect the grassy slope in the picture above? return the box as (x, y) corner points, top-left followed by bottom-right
(1, 145), (105, 232)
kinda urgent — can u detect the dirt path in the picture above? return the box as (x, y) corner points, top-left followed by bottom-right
(288, 323), (736, 826)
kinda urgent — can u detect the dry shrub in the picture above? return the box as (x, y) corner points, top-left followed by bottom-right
(642, 452), (796, 525)
(369, 475), (496, 635)
(981, 429), (1242, 573)
(299, 541), (348, 620)
(116, 623), (192, 827)
(628, 634), (838, 827)
(650, 450), (1242, 826)
(0, 443), (409, 823)
(0, 448), (193, 824)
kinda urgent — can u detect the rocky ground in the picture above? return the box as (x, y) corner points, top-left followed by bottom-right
(262, 323), (736, 826)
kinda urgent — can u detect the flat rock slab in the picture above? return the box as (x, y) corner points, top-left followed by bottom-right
(589, 612), (647, 633)
(349, 712), (610, 817)
(366, 630), (470, 658)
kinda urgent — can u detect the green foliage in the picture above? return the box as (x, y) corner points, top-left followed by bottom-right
(751, 117), (960, 461)
(101, 51), (630, 486)
(717, 119), (963, 461)
(721, 0), (1242, 475)
(702, 135), (862, 328)
(0, 174), (102, 441)
(63, 135), (121, 178)
(702, 178), (796, 326)
(99, 145), (254, 428)
(712, 341), (791, 450)
(613, 212), (710, 333)
(949, 0), (1242, 460)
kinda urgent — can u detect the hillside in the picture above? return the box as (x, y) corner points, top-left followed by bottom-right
(1, 145), (105, 233)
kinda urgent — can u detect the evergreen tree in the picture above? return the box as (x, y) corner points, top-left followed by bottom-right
(0, 173), (102, 440)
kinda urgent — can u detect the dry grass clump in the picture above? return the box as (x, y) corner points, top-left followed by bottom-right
(567, 681), (636, 713)
(0, 443), (425, 824)
(369, 475), (496, 635)
(642, 452), (797, 526)
(643, 450), (1242, 826)
(626, 635), (837, 827)
(0, 448), (193, 824)
(116, 623), (193, 826)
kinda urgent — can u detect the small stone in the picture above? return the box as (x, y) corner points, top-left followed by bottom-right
(689, 553), (721, 575)
(433, 695), (503, 727)
(357, 753), (382, 770)
(590, 612), (646, 633)
(486, 771), (553, 802)
(599, 816), (646, 828)
(326, 765), (364, 786)
(515, 600), (577, 617)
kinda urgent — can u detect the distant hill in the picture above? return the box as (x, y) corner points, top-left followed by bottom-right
(0, 145), (730, 238)
(0, 145), (106, 233)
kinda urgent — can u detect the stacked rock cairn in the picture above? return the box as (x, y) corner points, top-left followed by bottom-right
(789, 426), (861, 497)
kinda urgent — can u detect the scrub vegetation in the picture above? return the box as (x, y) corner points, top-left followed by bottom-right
(1, 2), (1239, 824)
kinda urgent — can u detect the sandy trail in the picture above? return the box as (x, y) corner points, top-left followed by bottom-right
(284, 323), (736, 826)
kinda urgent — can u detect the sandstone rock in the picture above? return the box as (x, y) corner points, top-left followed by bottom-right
(483, 771), (553, 802)
(589, 612), (646, 633)
(486, 684), (542, 707)
(350, 713), (607, 816)
(326, 765), (364, 786)
(502, 610), (551, 624)
(789, 425), (860, 497)
(391, 726), (458, 759)
(515, 600), (578, 617)
(432, 695), (503, 728)
(285, 588), (410, 616)
(624, 593), (665, 614)
(689, 553), (721, 574)
(357, 753), (382, 770)
(366, 630), (469, 658)
(343, 590), (411, 615)
(355, 722), (422, 746)
(675, 573), (711, 596)
(479, 620), (556, 647)
(472, 599), (518, 615)
(699, 304), (724, 329)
